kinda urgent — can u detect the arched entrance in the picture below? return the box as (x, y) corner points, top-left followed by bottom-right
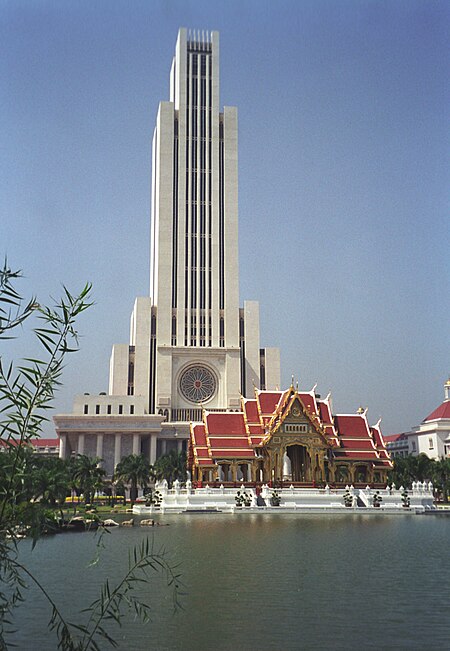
(355, 465), (368, 484)
(286, 445), (311, 482)
(335, 465), (349, 484)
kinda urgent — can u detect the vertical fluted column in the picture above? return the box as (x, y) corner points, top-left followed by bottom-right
(132, 433), (141, 456)
(114, 434), (122, 469)
(96, 433), (104, 460)
(59, 433), (66, 459)
(150, 435), (157, 465)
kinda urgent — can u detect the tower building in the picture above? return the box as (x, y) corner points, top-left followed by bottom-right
(54, 29), (280, 475)
(109, 29), (280, 423)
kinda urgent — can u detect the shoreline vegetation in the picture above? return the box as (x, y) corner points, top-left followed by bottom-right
(0, 264), (182, 651)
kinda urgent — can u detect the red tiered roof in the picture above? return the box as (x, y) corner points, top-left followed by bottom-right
(207, 412), (247, 435)
(190, 387), (392, 470)
(370, 425), (393, 466)
(318, 400), (332, 424)
(205, 412), (254, 460)
(316, 398), (339, 446)
(333, 414), (381, 461)
(190, 424), (214, 466)
(297, 391), (318, 416)
(334, 414), (371, 438)
(257, 391), (285, 425)
(242, 399), (260, 424)
(242, 398), (265, 446)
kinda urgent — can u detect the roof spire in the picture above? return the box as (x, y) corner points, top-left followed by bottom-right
(445, 377), (450, 401)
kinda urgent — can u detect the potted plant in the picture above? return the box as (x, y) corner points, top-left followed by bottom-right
(372, 491), (383, 508)
(401, 489), (410, 508)
(151, 490), (163, 509)
(270, 490), (281, 507)
(235, 490), (252, 508)
(343, 489), (353, 508)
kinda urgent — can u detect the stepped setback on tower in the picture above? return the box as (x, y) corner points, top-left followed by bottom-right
(54, 29), (280, 476)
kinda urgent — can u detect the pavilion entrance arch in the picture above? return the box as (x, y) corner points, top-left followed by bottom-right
(286, 444), (311, 482)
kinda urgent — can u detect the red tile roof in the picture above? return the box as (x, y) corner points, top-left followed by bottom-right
(242, 399), (260, 424)
(257, 391), (284, 415)
(383, 433), (408, 442)
(203, 412), (255, 460)
(318, 400), (332, 424)
(339, 437), (377, 451)
(297, 392), (317, 415)
(423, 400), (450, 422)
(334, 450), (379, 460)
(206, 412), (247, 435)
(210, 448), (255, 459)
(190, 424), (215, 467)
(30, 438), (60, 447)
(334, 415), (370, 438)
(370, 425), (391, 461)
(189, 387), (392, 469)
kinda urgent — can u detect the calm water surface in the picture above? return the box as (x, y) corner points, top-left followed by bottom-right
(10, 513), (450, 650)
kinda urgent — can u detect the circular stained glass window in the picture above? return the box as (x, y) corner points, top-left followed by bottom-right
(179, 365), (217, 403)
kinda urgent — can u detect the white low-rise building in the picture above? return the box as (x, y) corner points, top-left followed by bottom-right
(386, 380), (450, 459)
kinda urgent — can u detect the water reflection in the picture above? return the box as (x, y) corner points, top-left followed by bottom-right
(10, 514), (450, 650)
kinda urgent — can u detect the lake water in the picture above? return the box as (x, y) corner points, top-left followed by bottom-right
(9, 513), (450, 650)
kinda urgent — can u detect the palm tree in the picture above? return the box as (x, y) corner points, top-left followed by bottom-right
(153, 450), (187, 488)
(30, 458), (69, 509)
(432, 457), (450, 503)
(114, 454), (152, 503)
(71, 455), (106, 505)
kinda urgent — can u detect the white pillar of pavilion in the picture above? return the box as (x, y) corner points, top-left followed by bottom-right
(77, 433), (85, 456)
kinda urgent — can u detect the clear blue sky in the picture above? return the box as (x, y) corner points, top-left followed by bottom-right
(1, 0), (449, 436)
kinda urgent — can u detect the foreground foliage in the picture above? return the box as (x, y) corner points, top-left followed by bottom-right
(0, 263), (182, 650)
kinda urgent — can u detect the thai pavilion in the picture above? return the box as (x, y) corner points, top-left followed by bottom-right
(189, 385), (392, 486)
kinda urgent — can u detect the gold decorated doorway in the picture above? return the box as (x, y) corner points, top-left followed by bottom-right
(286, 444), (311, 482)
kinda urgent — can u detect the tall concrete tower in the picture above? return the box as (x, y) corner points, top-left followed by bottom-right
(55, 29), (280, 472)
(109, 29), (280, 426)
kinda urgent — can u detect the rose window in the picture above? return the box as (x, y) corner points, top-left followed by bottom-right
(179, 366), (216, 403)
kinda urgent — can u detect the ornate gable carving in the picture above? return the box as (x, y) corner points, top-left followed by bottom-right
(264, 395), (330, 450)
